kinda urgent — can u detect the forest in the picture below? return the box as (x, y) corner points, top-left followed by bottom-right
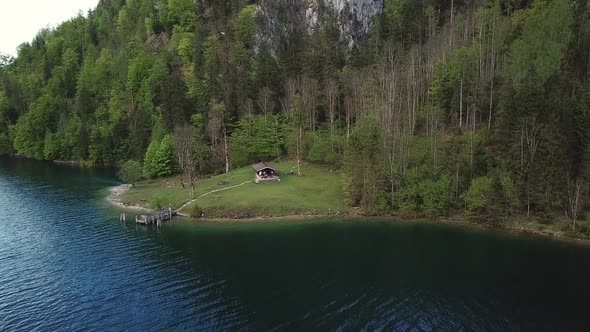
(1, 0), (590, 225)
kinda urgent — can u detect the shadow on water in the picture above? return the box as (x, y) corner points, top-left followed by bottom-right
(154, 220), (590, 331)
(0, 156), (118, 190)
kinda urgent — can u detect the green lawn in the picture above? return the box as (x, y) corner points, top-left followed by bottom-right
(120, 161), (349, 218)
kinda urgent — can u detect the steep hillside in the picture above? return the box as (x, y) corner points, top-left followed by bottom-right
(2, 0), (590, 227)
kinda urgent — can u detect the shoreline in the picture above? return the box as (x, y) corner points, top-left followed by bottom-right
(105, 185), (589, 244)
(106, 184), (153, 212)
(191, 215), (590, 245)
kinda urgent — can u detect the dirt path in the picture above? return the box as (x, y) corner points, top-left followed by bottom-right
(176, 180), (254, 214)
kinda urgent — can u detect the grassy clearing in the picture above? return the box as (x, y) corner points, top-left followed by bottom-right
(119, 176), (187, 209)
(120, 161), (349, 217)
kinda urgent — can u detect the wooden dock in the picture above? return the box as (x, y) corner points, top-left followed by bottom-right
(135, 208), (175, 226)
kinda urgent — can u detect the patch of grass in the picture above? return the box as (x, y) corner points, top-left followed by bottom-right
(120, 161), (349, 217)
(120, 176), (188, 209)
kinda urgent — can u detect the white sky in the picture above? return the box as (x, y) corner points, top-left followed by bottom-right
(0, 0), (99, 56)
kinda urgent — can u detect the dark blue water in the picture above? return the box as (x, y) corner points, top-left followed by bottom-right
(1, 157), (590, 331)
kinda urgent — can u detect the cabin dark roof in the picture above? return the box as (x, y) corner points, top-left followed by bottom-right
(253, 162), (276, 172)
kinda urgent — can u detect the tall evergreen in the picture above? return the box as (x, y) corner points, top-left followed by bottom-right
(0, 0), (588, 223)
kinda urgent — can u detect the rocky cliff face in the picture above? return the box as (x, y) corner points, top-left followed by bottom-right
(310, 1), (383, 32)
(307, 0), (384, 46)
(258, 0), (384, 49)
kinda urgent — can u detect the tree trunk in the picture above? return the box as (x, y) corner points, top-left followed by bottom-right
(449, 0), (455, 49)
(470, 109), (474, 168)
(455, 165), (460, 201)
(296, 119), (303, 176)
(488, 10), (496, 129)
(527, 181), (531, 219)
(346, 109), (351, 141)
(189, 170), (196, 199)
(459, 78), (463, 128)
(223, 128), (229, 174)
(567, 178), (583, 230)
(488, 76), (494, 129)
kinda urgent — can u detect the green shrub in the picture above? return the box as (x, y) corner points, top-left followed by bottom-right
(307, 131), (329, 160)
(375, 195), (390, 215)
(538, 210), (558, 225)
(143, 134), (177, 178)
(43, 132), (62, 160)
(395, 168), (422, 214)
(149, 195), (165, 210)
(143, 140), (159, 178)
(499, 173), (520, 216)
(464, 176), (497, 222)
(155, 134), (176, 177)
(0, 132), (11, 155)
(421, 175), (451, 217)
(188, 203), (203, 218)
(465, 176), (494, 212)
(117, 160), (143, 186)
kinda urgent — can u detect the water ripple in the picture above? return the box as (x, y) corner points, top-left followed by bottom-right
(1, 158), (590, 331)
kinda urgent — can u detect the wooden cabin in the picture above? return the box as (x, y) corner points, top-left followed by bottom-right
(253, 162), (280, 183)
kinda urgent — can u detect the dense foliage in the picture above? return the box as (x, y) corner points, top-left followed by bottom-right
(1, 0), (590, 225)
(117, 160), (143, 186)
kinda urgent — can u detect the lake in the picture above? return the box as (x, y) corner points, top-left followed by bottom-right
(0, 157), (589, 331)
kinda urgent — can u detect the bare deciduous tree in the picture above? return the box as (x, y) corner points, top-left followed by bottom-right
(565, 176), (583, 230)
(519, 116), (543, 218)
(301, 77), (318, 131)
(174, 125), (197, 198)
(326, 79), (339, 139)
(208, 101), (230, 173)
(285, 78), (304, 175)
(257, 87), (275, 116)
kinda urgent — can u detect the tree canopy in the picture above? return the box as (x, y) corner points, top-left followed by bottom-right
(0, 0), (589, 226)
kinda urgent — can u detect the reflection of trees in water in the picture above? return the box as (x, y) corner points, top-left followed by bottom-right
(151, 222), (590, 330)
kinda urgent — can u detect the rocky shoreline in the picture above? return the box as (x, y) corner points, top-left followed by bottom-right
(106, 184), (152, 212)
